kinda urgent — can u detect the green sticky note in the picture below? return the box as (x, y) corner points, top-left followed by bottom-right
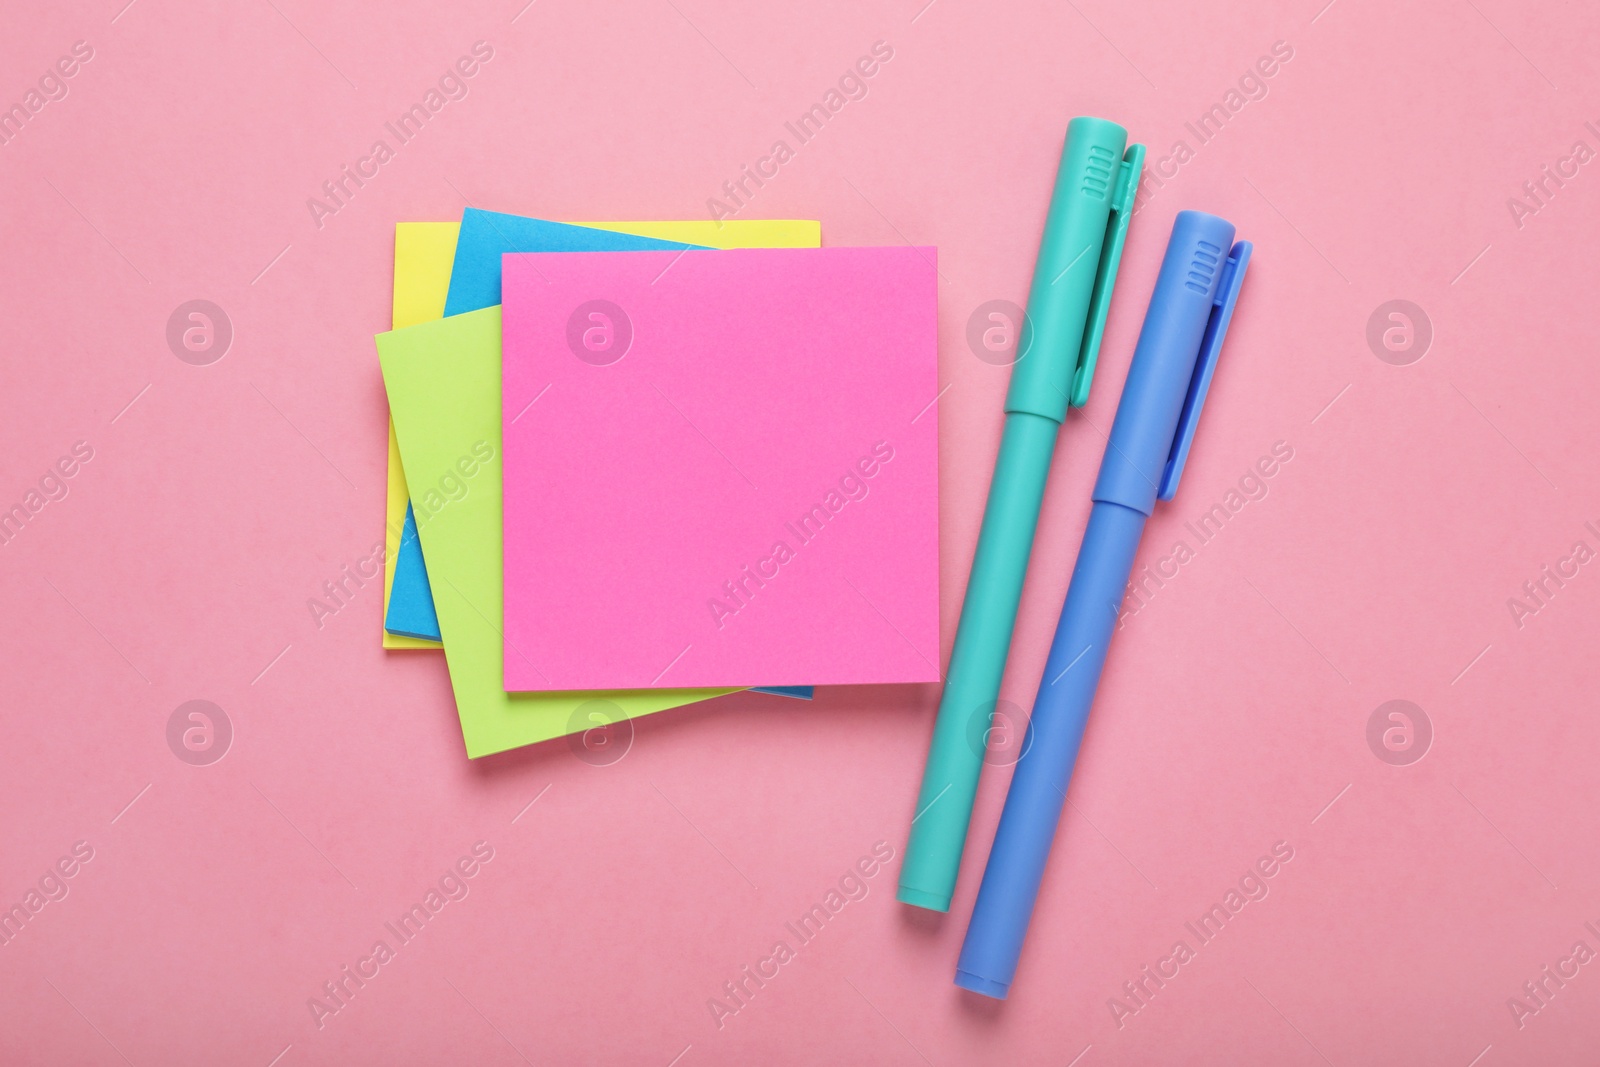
(377, 306), (736, 758)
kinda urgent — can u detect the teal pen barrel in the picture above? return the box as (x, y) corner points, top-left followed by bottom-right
(955, 499), (1145, 996)
(898, 412), (1059, 911)
(899, 116), (1134, 912)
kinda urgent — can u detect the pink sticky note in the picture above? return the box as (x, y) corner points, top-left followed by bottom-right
(500, 247), (940, 691)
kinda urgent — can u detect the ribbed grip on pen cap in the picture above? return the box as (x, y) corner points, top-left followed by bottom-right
(1003, 117), (1128, 424)
(1092, 211), (1238, 516)
(1080, 144), (1116, 200)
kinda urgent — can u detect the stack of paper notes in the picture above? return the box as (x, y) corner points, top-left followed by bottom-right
(376, 209), (941, 757)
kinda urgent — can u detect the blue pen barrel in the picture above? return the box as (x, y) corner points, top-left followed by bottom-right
(955, 499), (1144, 997)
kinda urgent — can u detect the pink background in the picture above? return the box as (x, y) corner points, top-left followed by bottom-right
(2, 1), (1597, 1064)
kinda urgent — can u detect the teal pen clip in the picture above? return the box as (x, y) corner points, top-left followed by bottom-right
(899, 117), (1145, 913)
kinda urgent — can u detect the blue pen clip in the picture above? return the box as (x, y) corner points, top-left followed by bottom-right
(1157, 240), (1252, 501)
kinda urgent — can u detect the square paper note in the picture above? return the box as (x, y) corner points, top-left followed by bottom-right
(378, 307), (737, 757)
(500, 246), (940, 691)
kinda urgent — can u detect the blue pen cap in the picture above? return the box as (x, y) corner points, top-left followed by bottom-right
(1092, 211), (1238, 515)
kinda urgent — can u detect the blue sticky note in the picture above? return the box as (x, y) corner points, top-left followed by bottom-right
(384, 503), (441, 640)
(442, 208), (700, 316)
(752, 686), (815, 700)
(385, 212), (702, 638)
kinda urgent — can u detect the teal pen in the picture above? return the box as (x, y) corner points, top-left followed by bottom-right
(899, 117), (1144, 912)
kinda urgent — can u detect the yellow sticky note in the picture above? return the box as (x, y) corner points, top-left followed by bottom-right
(382, 222), (459, 649)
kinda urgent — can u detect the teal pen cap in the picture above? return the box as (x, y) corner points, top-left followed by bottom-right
(1006, 117), (1145, 420)
(898, 118), (1143, 913)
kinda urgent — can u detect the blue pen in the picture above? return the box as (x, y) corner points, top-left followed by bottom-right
(955, 211), (1251, 999)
